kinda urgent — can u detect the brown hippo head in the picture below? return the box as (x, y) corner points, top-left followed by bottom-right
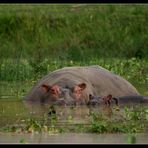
(39, 82), (87, 104)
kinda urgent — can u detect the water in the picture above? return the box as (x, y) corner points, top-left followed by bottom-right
(0, 99), (112, 127)
(0, 98), (148, 144)
(0, 132), (148, 144)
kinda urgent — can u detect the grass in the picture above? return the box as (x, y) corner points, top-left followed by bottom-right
(0, 4), (148, 61)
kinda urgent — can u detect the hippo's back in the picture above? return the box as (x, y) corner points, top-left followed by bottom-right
(63, 65), (139, 97)
(25, 65), (139, 101)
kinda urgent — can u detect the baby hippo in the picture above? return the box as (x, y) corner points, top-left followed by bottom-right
(87, 94), (148, 106)
(87, 94), (101, 105)
(87, 94), (118, 106)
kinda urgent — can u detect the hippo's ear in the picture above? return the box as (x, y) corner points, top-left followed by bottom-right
(41, 84), (51, 93)
(78, 83), (86, 90)
(72, 83), (86, 99)
(73, 83), (86, 93)
(41, 84), (60, 95)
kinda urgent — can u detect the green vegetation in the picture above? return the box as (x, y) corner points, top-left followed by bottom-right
(89, 106), (147, 133)
(0, 4), (148, 61)
(0, 4), (147, 97)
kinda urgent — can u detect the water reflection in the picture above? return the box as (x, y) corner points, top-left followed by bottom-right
(0, 99), (147, 127)
(23, 100), (116, 124)
(0, 99), (148, 144)
(0, 98), (116, 128)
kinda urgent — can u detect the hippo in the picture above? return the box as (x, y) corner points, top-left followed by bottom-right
(24, 65), (147, 105)
(87, 94), (118, 106)
(87, 94), (148, 106)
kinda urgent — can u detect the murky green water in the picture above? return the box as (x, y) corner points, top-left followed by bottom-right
(0, 99), (90, 127)
(0, 98), (129, 127)
(0, 98), (148, 144)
